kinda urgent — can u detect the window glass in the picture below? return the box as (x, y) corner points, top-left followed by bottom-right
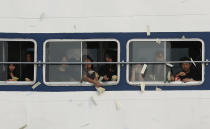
(0, 41), (35, 83)
(128, 40), (203, 85)
(44, 40), (119, 86)
(82, 41), (118, 84)
(0, 42), (7, 81)
(167, 41), (202, 83)
(45, 41), (81, 82)
(129, 41), (165, 82)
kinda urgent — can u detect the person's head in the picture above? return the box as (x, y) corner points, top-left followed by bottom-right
(105, 53), (113, 62)
(155, 51), (164, 62)
(8, 64), (16, 72)
(26, 53), (31, 62)
(180, 57), (191, 73)
(26, 52), (33, 62)
(83, 55), (93, 70)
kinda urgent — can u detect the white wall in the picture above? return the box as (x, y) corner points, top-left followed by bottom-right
(0, 91), (210, 129)
(1, 1), (210, 129)
(0, 0), (210, 33)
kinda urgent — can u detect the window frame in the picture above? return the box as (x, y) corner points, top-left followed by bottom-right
(43, 39), (120, 86)
(126, 38), (205, 86)
(0, 38), (37, 85)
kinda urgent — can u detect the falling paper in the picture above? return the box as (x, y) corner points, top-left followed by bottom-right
(156, 39), (161, 44)
(73, 25), (77, 32)
(99, 76), (104, 82)
(156, 87), (162, 91)
(96, 87), (105, 95)
(80, 122), (90, 127)
(19, 124), (27, 129)
(115, 100), (121, 111)
(90, 96), (97, 106)
(167, 70), (172, 81)
(146, 25), (150, 36)
(166, 63), (174, 67)
(40, 13), (46, 22)
(32, 82), (41, 90)
(190, 58), (196, 67)
(140, 82), (145, 92)
(141, 64), (147, 75)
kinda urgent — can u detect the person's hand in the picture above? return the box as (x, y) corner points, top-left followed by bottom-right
(96, 87), (105, 95)
(132, 64), (142, 72)
(103, 75), (109, 81)
(112, 75), (117, 81)
(132, 65), (136, 72)
(61, 57), (67, 62)
(136, 64), (142, 69)
(176, 72), (186, 77)
(94, 81), (101, 87)
(10, 72), (14, 78)
(170, 75), (175, 81)
(12, 76), (19, 81)
(182, 78), (194, 83)
(25, 78), (31, 81)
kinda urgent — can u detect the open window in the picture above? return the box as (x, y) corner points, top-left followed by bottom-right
(44, 39), (120, 86)
(0, 39), (36, 85)
(127, 39), (204, 86)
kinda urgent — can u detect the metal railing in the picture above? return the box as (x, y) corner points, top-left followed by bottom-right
(0, 60), (209, 65)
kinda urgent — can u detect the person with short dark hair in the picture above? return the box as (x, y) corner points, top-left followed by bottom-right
(150, 51), (174, 81)
(82, 55), (101, 87)
(22, 52), (34, 81)
(98, 53), (117, 81)
(175, 57), (200, 82)
(152, 51), (165, 81)
(8, 64), (19, 81)
(57, 50), (81, 82)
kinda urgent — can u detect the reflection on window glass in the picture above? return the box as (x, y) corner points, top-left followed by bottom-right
(129, 41), (166, 82)
(45, 41), (81, 82)
(128, 40), (203, 85)
(0, 41), (35, 82)
(0, 42), (7, 81)
(45, 40), (118, 85)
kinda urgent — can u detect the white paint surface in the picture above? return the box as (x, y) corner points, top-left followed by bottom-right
(0, 0), (210, 129)
(0, 91), (210, 129)
(0, 0), (210, 33)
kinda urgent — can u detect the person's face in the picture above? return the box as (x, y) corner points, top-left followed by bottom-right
(105, 56), (112, 62)
(85, 59), (92, 70)
(181, 63), (190, 72)
(156, 53), (164, 62)
(26, 54), (31, 62)
(9, 64), (15, 72)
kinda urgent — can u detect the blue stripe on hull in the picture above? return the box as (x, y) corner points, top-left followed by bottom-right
(0, 32), (209, 91)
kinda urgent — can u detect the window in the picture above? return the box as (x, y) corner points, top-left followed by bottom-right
(44, 39), (120, 86)
(127, 39), (204, 86)
(0, 39), (36, 85)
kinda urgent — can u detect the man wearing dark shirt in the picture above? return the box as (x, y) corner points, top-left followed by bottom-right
(98, 53), (117, 81)
(175, 57), (201, 82)
(22, 53), (34, 81)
